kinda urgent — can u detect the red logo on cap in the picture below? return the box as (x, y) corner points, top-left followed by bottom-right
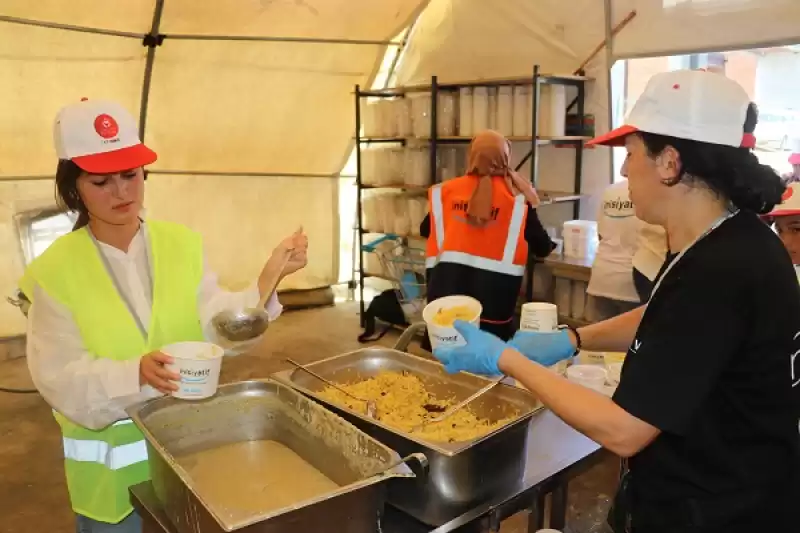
(94, 114), (119, 139)
(782, 187), (794, 202)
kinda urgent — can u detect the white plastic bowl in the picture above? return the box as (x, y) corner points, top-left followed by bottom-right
(162, 341), (225, 400)
(566, 364), (607, 392)
(422, 295), (482, 350)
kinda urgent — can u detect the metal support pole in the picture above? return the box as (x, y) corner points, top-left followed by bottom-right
(525, 65), (541, 303)
(574, 82), (586, 219)
(139, 0), (165, 138)
(430, 76), (439, 185)
(162, 33), (401, 46)
(0, 14), (144, 39)
(355, 85), (366, 327)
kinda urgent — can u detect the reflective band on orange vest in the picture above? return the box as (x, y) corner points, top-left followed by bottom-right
(426, 188), (526, 276)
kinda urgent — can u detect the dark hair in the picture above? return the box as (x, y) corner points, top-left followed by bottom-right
(638, 103), (785, 214)
(55, 159), (90, 230)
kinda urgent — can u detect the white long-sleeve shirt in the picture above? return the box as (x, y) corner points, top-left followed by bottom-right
(25, 224), (282, 430)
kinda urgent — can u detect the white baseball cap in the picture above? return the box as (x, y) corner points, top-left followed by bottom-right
(54, 98), (157, 174)
(768, 182), (800, 218)
(587, 69), (755, 149)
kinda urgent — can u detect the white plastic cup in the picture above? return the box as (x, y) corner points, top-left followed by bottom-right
(162, 341), (225, 400)
(566, 364), (607, 392)
(606, 361), (623, 386)
(423, 295), (482, 350)
(520, 302), (558, 332)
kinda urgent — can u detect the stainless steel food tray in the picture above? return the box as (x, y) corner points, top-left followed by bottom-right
(271, 325), (545, 526)
(127, 379), (416, 533)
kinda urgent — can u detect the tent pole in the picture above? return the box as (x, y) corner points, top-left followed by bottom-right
(0, 15), (144, 39)
(139, 0), (165, 138)
(161, 33), (400, 46)
(604, 0), (615, 186)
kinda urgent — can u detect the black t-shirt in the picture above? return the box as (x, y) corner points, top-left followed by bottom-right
(613, 212), (800, 506)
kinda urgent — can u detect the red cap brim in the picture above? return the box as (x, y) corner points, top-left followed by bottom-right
(789, 153), (800, 165)
(586, 125), (639, 147)
(766, 208), (800, 218)
(72, 143), (157, 174)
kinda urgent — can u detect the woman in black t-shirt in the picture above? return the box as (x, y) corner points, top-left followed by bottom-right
(431, 70), (799, 532)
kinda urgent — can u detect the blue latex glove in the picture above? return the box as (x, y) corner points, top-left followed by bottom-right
(507, 329), (575, 367)
(432, 320), (508, 376)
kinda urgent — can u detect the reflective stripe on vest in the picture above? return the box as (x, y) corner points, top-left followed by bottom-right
(426, 192), (526, 276)
(63, 438), (147, 471)
(57, 416), (147, 471)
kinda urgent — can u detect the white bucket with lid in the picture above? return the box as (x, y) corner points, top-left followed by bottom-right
(163, 341), (225, 400)
(562, 220), (598, 259)
(423, 295), (482, 350)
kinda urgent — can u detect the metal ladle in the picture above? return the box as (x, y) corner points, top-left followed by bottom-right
(211, 249), (292, 343)
(410, 377), (505, 433)
(285, 358), (378, 419)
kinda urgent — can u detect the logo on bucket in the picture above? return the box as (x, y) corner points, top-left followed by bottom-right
(180, 367), (211, 383)
(435, 334), (459, 343)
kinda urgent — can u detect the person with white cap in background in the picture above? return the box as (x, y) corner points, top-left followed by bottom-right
(783, 137), (800, 184)
(585, 178), (667, 321)
(765, 181), (800, 282)
(430, 70), (798, 531)
(17, 99), (309, 532)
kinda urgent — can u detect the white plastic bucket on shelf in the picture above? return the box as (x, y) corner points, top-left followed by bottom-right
(423, 295), (482, 350)
(404, 148), (431, 187)
(379, 193), (398, 234)
(393, 195), (411, 236)
(512, 85), (529, 136)
(409, 92), (432, 138)
(562, 220), (598, 259)
(395, 98), (412, 138)
(487, 87), (497, 131)
(380, 100), (397, 138)
(458, 87), (473, 137)
(496, 86), (514, 136)
(407, 197), (428, 236)
(538, 85), (567, 137)
(361, 194), (380, 232)
(163, 341), (225, 400)
(360, 148), (378, 186)
(472, 87), (489, 132)
(362, 100), (381, 137)
(438, 92), (456, 136)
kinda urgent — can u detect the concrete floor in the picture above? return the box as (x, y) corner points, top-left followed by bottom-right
(0, 302), (617, 533)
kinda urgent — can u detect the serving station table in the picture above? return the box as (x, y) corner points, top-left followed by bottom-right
(131, 410), (604, 533)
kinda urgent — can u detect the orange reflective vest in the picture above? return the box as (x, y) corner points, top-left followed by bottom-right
(425, 175), (528, 276)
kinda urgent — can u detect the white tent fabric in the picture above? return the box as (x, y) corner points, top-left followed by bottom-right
(611, 0), (800, 58)
(0, 0), (427, 337)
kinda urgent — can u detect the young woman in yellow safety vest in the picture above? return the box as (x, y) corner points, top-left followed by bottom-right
(18, 99), (308, 533)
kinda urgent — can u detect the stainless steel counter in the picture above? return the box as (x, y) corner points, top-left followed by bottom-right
(132, 410), (604, 533)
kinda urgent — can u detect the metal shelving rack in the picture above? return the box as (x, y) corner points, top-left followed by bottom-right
(354, 66), (591, 324)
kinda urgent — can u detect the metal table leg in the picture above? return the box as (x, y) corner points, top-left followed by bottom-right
(548, 480), (569, 530)
(526, 489), (546, 532)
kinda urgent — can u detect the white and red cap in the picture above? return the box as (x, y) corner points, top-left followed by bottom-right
(788, 138), (800, 165)
(767, 183), (800, 218)
(587, 70), (754, 149)
(54, 98), (157, 174)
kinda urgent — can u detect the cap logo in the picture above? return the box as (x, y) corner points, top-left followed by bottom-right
(94, 114), (119, 139)
(672, 84), (680, 89)
(783, 187), (794, 202)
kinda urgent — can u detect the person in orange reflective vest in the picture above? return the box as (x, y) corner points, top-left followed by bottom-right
(420, 130), (555, 345)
